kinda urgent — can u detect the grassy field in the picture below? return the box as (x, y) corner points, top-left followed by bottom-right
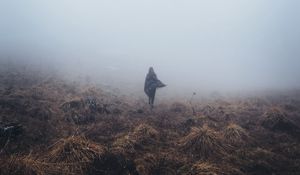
(1, 70), (300, 175)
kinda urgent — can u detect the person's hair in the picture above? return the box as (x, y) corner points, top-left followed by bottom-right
(149, 67), (154, 73)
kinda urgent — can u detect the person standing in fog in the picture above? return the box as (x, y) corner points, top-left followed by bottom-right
(144, 67), (166, 108)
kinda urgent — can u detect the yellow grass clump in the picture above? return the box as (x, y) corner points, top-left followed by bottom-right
(112, 123), (159, 154)
(1, 154), (61, 175)
(46, 135), (106, 174)
(179, 125), (226, 159)
(223, 123), (249, 146)
(112, 134), (136, 155)
(132, 123), (159, 141)
(189, 162), (222, 175)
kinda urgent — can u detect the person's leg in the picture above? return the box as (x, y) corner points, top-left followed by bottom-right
(150, 95), (154, 107)
(148, 89), (154, 108)
(146, 90), (151, 104)
(151, 88), (156, 107)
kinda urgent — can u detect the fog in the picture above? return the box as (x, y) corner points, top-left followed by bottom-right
(1, 0), (300, 96)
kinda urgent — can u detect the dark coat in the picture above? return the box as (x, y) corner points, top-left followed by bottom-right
(144, 68), (165, 100)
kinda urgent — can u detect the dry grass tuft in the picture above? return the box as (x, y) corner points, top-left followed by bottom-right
(262, 107), (299, 134)
(1, 136), (107, 175)
(46, 135), (106, 174)
(232, 147), (293, 174)
(223, 123), (249, 146)
(179, 125), (226, 159)
(47, 135), (105, 161)
(188, 161), (244, 175)
(1, 154), (60, 175)
(112, 135), (136, 155)
(132, 123), (159, 141)
(112, 123), (159, 154)
(134, 153), (183, 175)
(189, 162), (221, 175)
(134, 153), (157, 175)
(262, 108), (286, 128)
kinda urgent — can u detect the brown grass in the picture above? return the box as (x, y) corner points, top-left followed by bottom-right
(112, 134), (136, 155)
(262, 108), (286, 128)
(188, 161), (244, 175)
(1, 70), (300, 175)
(179, 125), (226, 159)
(134, 153), (157, 175)
(46, 136), (106, 174)
(112, 123), (159, 154)
(223, 123), (249, 146)
(134, 153), (183, 175)
(1, 154), (60, 175)
(189, 162), (222, 175)
(262, 107), (299, 135)
(131, 123), (159, 142)
(1, 136), (107, 175)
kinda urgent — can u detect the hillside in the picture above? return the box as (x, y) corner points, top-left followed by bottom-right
(1, 70), (300, 175)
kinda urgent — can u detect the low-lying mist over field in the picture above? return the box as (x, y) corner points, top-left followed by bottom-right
(1, 1), (300, 175)
(1, 0), (300, 97)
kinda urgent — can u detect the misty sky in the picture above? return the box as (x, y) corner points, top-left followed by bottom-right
(0, 0), (300, 94)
